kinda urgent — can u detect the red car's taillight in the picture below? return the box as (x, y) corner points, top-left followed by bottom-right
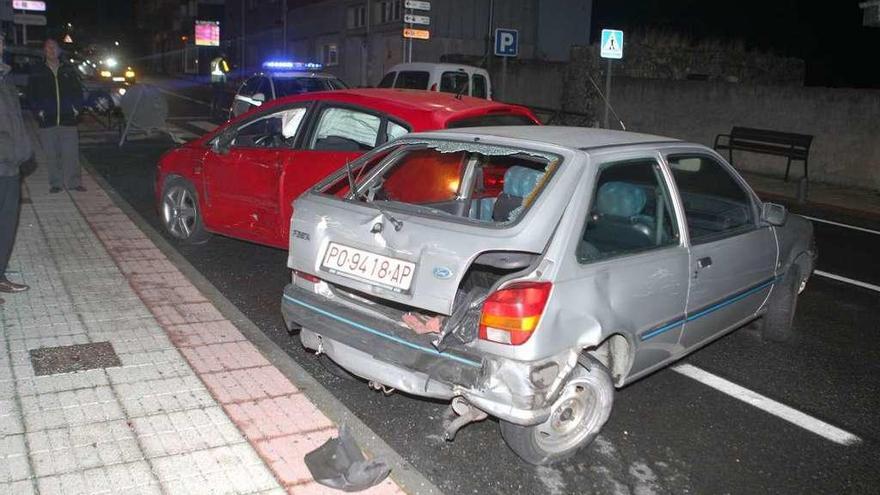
(479, 281), (552, 345)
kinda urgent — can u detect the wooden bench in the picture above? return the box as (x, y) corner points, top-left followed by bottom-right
(714, 126), (813, 182)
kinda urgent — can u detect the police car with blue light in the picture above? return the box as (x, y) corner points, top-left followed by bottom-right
(229, 60), (348, 118)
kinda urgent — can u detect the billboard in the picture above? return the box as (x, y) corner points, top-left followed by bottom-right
(13, 1), (46, 12)
(194, 20), (220, 47)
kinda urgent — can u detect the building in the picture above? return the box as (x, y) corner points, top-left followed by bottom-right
(135, 0), (225, 74)
(223, 0), (592, 89)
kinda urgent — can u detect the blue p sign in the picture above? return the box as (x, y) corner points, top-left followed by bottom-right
(494, 28), (519, 57)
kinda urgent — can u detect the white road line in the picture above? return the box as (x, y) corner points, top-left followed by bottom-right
(673, 364), (861, 446)
(814, 270), (880, 293)
(189, 120), (218, 132)
(153, 86), (211, 106)
(802, 215), (880, 236)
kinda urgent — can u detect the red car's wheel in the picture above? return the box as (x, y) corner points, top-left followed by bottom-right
(161, 178), (210, 244)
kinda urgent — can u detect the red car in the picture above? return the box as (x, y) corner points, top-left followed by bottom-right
(156, 88), (539, 249)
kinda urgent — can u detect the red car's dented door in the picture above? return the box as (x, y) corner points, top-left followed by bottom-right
(203, 146), (283, 245)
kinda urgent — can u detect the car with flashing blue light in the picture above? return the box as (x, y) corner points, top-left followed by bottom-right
(230, 61), (348, 118)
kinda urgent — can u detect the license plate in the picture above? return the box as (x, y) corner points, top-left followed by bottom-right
(321, 242), (416, 292)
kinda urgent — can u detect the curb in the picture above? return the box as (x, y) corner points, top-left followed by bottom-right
(80, 155), (444, 495)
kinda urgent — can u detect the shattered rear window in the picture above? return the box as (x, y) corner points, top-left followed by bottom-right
(317, 140), (560, 225)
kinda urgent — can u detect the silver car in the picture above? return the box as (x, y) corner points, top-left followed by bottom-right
(281, 126), (816, 464)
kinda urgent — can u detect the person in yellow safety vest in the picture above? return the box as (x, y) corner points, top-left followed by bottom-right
(210, 52), (231, 118)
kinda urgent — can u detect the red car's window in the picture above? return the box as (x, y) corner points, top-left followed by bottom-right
(382, 150), (466, 204)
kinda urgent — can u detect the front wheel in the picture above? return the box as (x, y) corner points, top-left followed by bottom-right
(161, 179), (210, 244)
(500, 355), (614, 465)
(762, 266), (801, 342)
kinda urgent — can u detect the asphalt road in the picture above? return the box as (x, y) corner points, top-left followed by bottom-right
(75, 76), (880, 494)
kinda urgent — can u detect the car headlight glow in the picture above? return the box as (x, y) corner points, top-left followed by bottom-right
(125, 70), (135, 78)
(100, 70), (112, 78)
(104, 58), (118, 68)
(117, 88), (126, 96)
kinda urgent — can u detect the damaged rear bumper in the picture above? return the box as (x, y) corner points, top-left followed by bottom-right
(281, 284), (572, 426)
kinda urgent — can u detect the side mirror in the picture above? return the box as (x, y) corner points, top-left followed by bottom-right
(761, 202), (787, 226)
(212, 130), (234, 155)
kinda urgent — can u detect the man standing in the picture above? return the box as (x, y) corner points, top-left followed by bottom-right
(0, 33), (34, 299)
(209, 51), (230, 119)
(27, 38), (85, 193)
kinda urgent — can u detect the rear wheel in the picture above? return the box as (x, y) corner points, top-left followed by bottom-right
(500, 355), (614, 465)
(161, 178), (210, 244)
(762, 266), (801, 342)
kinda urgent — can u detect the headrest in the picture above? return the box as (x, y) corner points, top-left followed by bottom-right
(596, 182), (647, 217)
(502, 166), (544, 198)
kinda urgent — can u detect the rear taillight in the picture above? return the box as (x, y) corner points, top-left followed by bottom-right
(293, 270), (321, 283)
(479, 281), (552, 345)
(430, 83), (438, 91)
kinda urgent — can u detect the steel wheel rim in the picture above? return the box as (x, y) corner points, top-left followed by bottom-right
(533, 376), (601, 453)
(162, 186), (197, 239)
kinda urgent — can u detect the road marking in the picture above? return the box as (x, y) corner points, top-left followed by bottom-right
(814, 270), (880, 293)
(153, 86), (211, 106)
(673, 364), (861, 446)
(189, 120), (218, 132)
(802, 215), (880, 236)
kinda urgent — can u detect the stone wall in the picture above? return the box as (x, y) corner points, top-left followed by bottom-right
(562, 76), (880, 191)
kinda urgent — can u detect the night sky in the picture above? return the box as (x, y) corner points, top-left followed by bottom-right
(40, 0), (880, 88)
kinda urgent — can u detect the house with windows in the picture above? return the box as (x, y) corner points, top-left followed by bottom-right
(223, 0), (591, 89)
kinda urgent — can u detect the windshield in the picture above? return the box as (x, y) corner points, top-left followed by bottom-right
(274, 77), (345, 96)
(319, 142), (559, 225)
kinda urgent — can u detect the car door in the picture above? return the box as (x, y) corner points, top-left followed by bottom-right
(663, 151), (778, 349)
(276, 103), (407, 246)
(203, 104), (309, 245)
(565, 152), (690, 379)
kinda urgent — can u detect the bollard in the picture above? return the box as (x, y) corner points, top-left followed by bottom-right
(797, 177), (809, 204)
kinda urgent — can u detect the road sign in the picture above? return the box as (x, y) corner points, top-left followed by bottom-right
(13, 0), (46, 12)
(13, 13), (46, 26)
(405, 0), (430, 10)
(600, 29), (624, 59)
(403, 28), (430, 40)
(494, 28), (519, 57)
(404, 14), (430, 25)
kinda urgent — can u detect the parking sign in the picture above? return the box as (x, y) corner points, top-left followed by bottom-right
(494, 28), (519, 57)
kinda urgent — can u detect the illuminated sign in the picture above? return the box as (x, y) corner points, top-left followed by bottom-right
(195, 20), (220, 47)
(403, 28), (430, 40)
(13, 0), (46, 12)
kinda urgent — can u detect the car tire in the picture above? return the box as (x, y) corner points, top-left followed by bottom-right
(762, 265), (801, 342)
(160, 178), (211, 244)
(499, 355), (614, 465)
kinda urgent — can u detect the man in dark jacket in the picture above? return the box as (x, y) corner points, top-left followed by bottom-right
(27, 38), (85, 193)
(0, 33), (34, 298)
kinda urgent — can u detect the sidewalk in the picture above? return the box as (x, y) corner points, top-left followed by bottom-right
(0, 167), (406, 494)
(743, 171), (880, 220)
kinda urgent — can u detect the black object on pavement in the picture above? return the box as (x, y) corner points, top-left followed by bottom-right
(304, 425), (391, 492)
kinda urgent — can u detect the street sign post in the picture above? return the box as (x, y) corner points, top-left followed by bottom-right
(13, 12), (45, 25)
(403, 0), (430, 63)
(13, 0), (46, 11)
(494, 28), (519, 102)
(599, 29), (624, 129)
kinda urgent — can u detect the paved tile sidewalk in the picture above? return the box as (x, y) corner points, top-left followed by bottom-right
(1, 166), (404, 495)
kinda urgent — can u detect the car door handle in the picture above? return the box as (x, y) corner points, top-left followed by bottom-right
(697, 257), (713, 270)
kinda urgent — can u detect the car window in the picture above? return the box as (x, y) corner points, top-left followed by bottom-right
(446, 113), (537, 128)
(273, 77), (333, 97)
(666, 154), (755, 243)
(231, 106), (308, 149)
(327, 78), (348, 90)
(308, 107), (381, 151)
(385, 121), (409, 142)
(240, 76), (261, 96)
(394, 71), (429, 89)
(440, 72), (469, 94)
(472, 74), (488, 99)
(256, 77), (271, 99)
(377, 72), (396, 88)
(578, 158), (679, 263)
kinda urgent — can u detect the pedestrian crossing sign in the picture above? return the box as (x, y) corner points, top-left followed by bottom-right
(600, 29), (624, 59)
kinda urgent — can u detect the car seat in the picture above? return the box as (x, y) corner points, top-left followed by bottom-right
(583, 181), (656, 255)
(491, 166), (544, 222)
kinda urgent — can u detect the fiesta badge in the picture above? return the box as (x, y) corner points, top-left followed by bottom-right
(432, 266), (453, 280)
